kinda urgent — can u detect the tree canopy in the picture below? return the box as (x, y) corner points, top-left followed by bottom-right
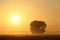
(30, 20), (47, 34)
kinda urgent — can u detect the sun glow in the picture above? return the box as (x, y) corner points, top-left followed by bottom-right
(11, 15), (21, 23)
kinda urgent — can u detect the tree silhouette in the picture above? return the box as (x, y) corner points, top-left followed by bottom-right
(30, 20), (47, 34)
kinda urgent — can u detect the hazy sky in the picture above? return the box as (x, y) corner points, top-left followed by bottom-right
(0, 0), (60, 34)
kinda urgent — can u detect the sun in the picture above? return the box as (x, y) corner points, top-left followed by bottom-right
(11, 15), (20, 23)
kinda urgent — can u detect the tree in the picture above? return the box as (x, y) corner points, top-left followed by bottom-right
(30, 20), (47, 34)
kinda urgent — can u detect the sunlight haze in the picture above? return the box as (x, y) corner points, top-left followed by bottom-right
(0, 0), (60, 34)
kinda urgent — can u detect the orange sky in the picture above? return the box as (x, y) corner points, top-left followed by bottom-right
(0, 0), (60, 34)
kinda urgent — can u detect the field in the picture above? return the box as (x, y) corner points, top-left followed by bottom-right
(0, 34), (60, 40)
